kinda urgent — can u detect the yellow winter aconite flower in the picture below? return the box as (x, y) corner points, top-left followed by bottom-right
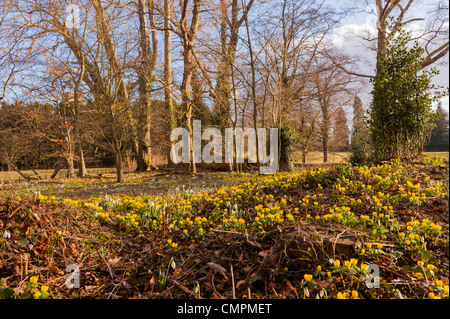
(29, 276), (39, 284)
(33, 291), (41, 299)
(344, 260), (351, 268)
(360, 263), (369, 272)
(316, 265), (322, 272)
(327, 272), (332, 278)
(415, 272), (424, 279)
(41, 285), (49, 293)
(377, 244), (383, 250)
(435, 280), (443, 287)
(337, 292), (348, 299)
(333, 260), (340, 267)
(417, 261), (424, 267)
(171, 242), (178, 248)
(304, 274), (313, 282)
(351, 290), (358, 299)
(426, 264), (434, 271)
(444, 285), (449, 295)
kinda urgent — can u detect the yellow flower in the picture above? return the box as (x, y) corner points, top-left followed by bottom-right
(417, 261), (424, 267)
(304, 274), (313, 282)
(41, 285), (49, 293)
(399, 232), (405, 238)
(316, 265), (322, 272)
(167, 239), (172, 245)
(435, 280), (443, 287)
(444, 285), (449, 295)
(360, 263), (369, 272)
(426, 264), (434, 271)
(377, 244), (383, 250)
(33, 291), (42, 299)
(366, 243), (372, 249)
(29, 276), (39, 284)
(344, 260), (351, 268)
(336, 292), (347, 299)
(351, 290), (358, 299)
(350, 258), (358, 266)
(171, 242), (178, 248)
(428, 292), (436, 299)
(333, 260), (340, 267)
(415, 272), (424, 279)
(327, 271), (331, 278)
(405, 240), (411, 245)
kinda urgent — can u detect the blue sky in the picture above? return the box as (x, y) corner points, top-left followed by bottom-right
(326, 0), (449, 112)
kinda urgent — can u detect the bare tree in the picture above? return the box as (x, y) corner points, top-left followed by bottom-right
(309, 56), (354, 163)
(330, 0), (449, 78)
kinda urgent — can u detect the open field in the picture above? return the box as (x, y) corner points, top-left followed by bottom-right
(2, 152), (448, 183)
(0, 167), (117, 182)
(292, 151), (449, 164)
(0, 154), (448, 299)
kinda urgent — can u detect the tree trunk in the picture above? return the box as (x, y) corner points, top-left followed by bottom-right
(78, 142), (87, 177)
(50, 164), (62, 180)
(67, 152), (74, 178)
(164, 0), (175, 168)
(323, 131), (329, 163)
(115, 150), (123, 183)
(135, 0), (155, 172)
(179, 0), (201, 173)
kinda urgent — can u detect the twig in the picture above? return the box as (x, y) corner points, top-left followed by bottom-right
(173, 279), (197, 298)
(96, 249), (114, 280)
(231, 264), (236, 299)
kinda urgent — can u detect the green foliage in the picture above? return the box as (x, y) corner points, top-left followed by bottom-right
(369, 19), (448, 161)
(426, 105), (449, 152)
(279, 126), (295, 171)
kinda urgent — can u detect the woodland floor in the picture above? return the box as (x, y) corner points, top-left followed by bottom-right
(0, 155), (448, 299)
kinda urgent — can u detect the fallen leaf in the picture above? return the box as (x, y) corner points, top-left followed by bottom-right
(207, 262), (228, 280)
(48, 264), (64, 275)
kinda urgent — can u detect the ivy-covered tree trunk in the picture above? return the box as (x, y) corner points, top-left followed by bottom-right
(369, 23), (445, 162)
(279, 127), (294, 172)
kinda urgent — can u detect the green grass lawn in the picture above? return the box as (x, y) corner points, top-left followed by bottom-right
(1, 152), (448, 181)
(293, 151), (449, 164)
(0, 167), (117, 181)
